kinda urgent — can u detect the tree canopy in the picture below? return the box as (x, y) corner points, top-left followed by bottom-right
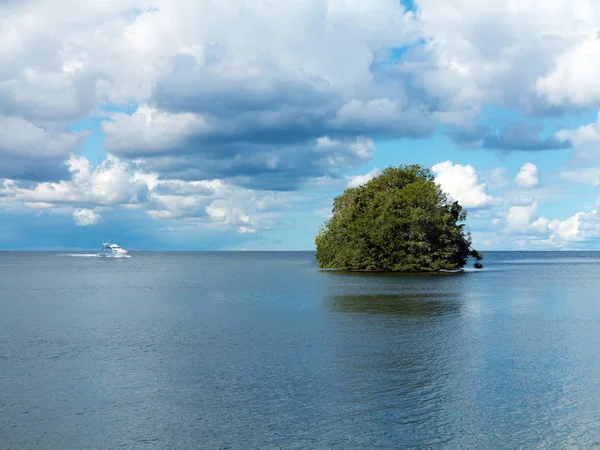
(315, 165), (483, 272)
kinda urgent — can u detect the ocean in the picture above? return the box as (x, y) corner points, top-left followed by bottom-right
(2, 251), (600, 448)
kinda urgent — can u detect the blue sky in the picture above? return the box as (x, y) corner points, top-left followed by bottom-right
(2, 0), (600, 250)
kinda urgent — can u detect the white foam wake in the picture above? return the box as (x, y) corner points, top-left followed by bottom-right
(63, 253), (131, 258)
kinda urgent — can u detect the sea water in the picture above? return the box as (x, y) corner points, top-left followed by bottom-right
(2, 251), (600, 448)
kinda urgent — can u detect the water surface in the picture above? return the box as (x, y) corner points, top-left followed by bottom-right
(2, 251), (600, 448)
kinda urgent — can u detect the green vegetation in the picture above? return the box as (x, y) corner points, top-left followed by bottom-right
(315, 164), (483, 272)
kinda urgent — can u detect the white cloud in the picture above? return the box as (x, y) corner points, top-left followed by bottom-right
(4, 0), (600, 249)
(73, 209), (103, 226)
(508, 196), (535, 207)
(0, 155), (149, 206)
(316, 136), (377, 170)
(505, 202), (547, 234)
(0, 115), (87, 180)
(2, 0), (597, 188)
(0, 115), (84, 158)
(346, 168), (380, 188)
(102, 107), (210, 157)
(514, 162), (539, 188)
(432, 161), (495, 208)
(560, 167), (600, 187)
(537, 37), (600, 108)
(0, 0), (424, 186)
(556, 111), (600, 147)
(548, 211), (600, 243)
(500, 201), (600, 247)
(413, 0), (595, 113)
(0, 153), (296, 234)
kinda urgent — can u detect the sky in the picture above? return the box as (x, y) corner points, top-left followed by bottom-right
(2, 0), (600, 250)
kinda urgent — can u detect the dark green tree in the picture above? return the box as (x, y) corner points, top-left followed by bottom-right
(315, 164), (483, 272)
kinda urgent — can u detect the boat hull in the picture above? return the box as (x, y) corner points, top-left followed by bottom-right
(98, 250), (128, 257)
(98, 243), (129, 257)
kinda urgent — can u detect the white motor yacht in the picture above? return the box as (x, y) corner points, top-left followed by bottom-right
(98, 242), (128, 257)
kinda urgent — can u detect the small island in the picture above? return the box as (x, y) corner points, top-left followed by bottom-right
(315, 164), (483, 272)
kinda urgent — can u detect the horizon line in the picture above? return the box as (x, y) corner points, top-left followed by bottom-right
(1, 249), (599, 253)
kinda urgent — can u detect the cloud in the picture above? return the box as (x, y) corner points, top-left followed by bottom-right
(432, 161), (495, 208)
(1, 0), (596, 191)
(514, 163), (539, 188)
(547, 211), (600, 243)
(446, 122), (572, 151)
(0, 115), (87, 180)
(4, 0), (600, 250)
(346, 168), (381, 188)
(137, 178), (295, 233)
(73, 209), (103, 226)
(482, 123), (572, 151)
(499, 199), (600, 247)
(445, 124), (489, 148)
(103, 105), (379, 189)
(484, 167), (510, 189)
(560, 168), (600, 187)
(0, 155), (149, 207)
(0, 154), (296, 233)
(556, 111), (600, 148)
(508, 196), (535, 207)
(0, 0), (427, 188)
(102, 106), (210, 157)
(505, 202), (548, 235)
(89, 2), (437, 190)
(537, 37), (600, 109)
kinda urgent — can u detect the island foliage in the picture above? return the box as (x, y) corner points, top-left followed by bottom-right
(315, 164), (483, 272)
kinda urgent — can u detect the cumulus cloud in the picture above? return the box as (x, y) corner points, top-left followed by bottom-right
(0, 155), (149, 207)
(0, 0), (426, 186)
(0, 0), (595, 189)
(556, 111), (600, 148)
(432, 161), (495, 208)
(73, 209), (103, 226)
(537, 37), (600, 109)
(4, 0), (600, 248)
(91, 1), (435, 190)
(147, 179), (293, 233)
(547, 211), (600, 243)
(445, 122), (572, 151)
(482, 123), (571, 151)
(514, 163), (539, 189)
(347, 168), (381, 188)
(102, 106), (210, 157)
(497, 199), (600, 247)
(413, 0), (600, 116)
(0, 154), (295, 233)
(0, 115), (87, 180)
(105, 114), (379, 189)
(505, 203), (548, 235)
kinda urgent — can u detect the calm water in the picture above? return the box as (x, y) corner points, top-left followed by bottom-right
(2, 251), (600, 448)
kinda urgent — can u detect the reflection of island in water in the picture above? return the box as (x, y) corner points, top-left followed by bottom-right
(324, 291), (469, 445)
(328, 293), (462, 317)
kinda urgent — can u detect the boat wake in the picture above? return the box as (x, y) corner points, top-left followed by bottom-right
(64, 253), (131, 258)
